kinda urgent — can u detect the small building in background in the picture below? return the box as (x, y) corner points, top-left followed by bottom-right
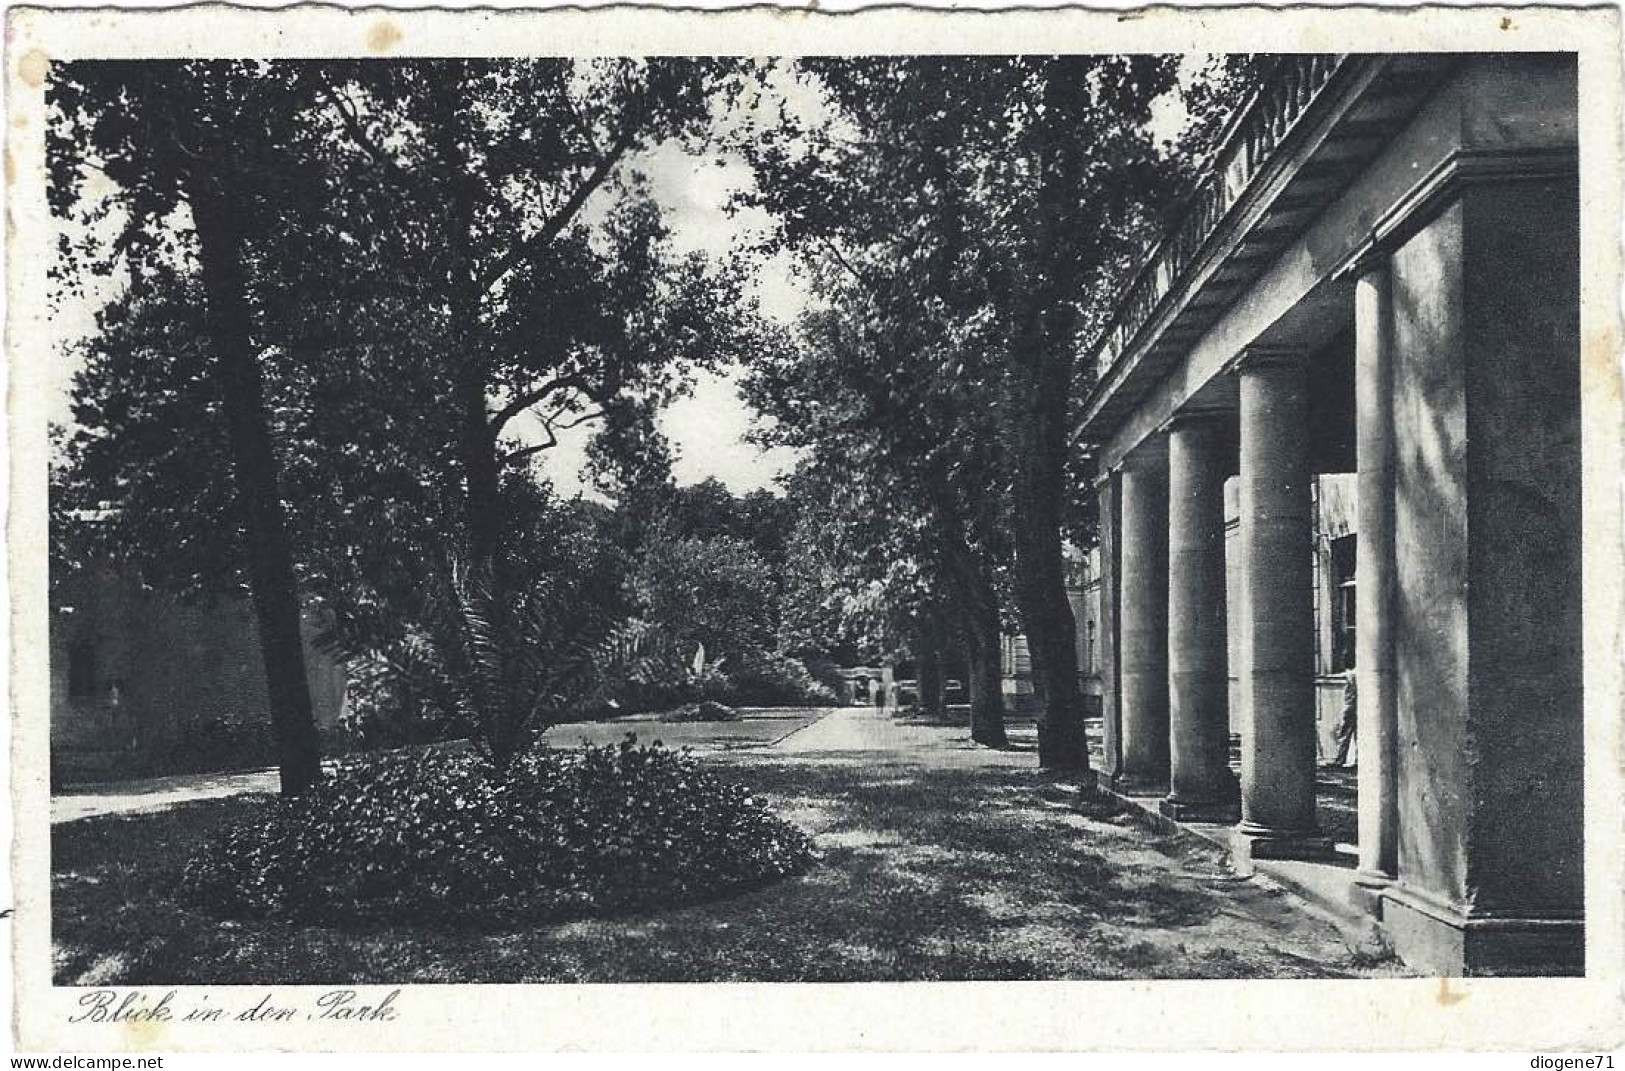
(1000, 544), (1105, 719)
(50, 561), (346, 784)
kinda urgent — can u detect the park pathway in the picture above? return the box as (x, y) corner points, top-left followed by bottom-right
(51, 701), (1400, 982)
(51, 766), (284, 824)
(51, 706), (845, 824)
(770, 701), (1034, 761)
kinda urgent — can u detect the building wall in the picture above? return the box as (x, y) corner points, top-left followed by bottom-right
(1065, 546), (1104, 717)
(50, 563), (346, 783)
(999, 633), (1035, 697)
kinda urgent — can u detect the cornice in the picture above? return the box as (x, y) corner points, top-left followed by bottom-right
(1333, 145), (1579, 281)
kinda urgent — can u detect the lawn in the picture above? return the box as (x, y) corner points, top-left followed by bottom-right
(52, 741), (1401, 984)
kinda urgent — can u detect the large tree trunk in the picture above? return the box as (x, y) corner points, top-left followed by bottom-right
(961, 612), (1007, 749)
(458, 370), (503, 576)
(1012, 396), (1090, 770)
(1004, 56), (1095, 773)
(188, 170), (323, 796)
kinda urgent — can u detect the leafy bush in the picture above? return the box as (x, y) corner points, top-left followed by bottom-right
(721, 652), (839, 708)
(178, 736), (814, 925)
(312, 481), (663, 765)
(157, 719), (281, 777)
(336, 643), (467, 749)
(659, 700), (740, 723)
(595, 657), (727, 717)
(631, 534), (778, 667)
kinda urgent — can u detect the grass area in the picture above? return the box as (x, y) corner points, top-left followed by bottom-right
(53, 734), (1401, 984)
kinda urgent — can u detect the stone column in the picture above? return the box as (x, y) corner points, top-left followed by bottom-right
(1115, 445), (1169, 795)
(1232, 347), (1326, 861)
(1095, 469), (1123, 784)
(1353, 261), (1399, 905)
(1162, 410), (1239, 820)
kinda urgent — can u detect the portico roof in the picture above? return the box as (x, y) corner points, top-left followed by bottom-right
(1074, 53), (1458, 449)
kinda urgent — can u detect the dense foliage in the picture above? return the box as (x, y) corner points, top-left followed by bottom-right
(180, 737), (815, 924)
(48, 58), (772, 782)
(50, 55), (1257, 787)
(733, 56), (1239, 763)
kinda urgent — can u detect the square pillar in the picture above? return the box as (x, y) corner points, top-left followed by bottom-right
(1381, 172), (1583, 975)
(1352, 259), (1400, 908)
(1232, 347), (1329, 863)
(1095, 469), (1123, 784)
(1115, 445), (1169, 795)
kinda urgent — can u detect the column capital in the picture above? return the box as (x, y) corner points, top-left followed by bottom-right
(1231, 345), (1308, 375)
(1120, 439), (1169, 472)
(1162, 406), (1235, 435)
(1332, 145), (1577, 284)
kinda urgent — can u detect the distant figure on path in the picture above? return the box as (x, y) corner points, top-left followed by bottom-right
(1328, 642), (1357, 769)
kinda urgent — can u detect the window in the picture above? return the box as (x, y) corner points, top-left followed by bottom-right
(1331, 535), (1357, 671)
(68, 639), (96, 698)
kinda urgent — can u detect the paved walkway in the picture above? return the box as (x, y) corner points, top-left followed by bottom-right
(51, 766), (285, 824)
(773, 703), (1032, 760)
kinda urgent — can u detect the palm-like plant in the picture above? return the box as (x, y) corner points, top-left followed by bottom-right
(446, 558), (683, 769)
(345, 550), (681, 770)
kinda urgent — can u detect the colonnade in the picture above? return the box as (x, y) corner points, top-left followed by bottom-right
(1098, 271), (1401, 868)
(1084, 53), (1584, 974)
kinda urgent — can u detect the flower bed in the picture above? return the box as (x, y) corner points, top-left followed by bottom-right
(179, 736), (815, 926)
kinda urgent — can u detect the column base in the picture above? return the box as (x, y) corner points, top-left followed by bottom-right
(1110, 772), (1169, 797)
(1158, 798), (1241, 823)
(1159, 780), (1241, 823)
(1230, 825), (1336, 870)
(1348, 871), (1392, 918)
(1379, 885), (1584, 977)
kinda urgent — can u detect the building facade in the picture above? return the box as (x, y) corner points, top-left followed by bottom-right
(1078, 54), (1582, 975)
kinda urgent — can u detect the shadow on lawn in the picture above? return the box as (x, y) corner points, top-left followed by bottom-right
(51, 752), (1392, 985)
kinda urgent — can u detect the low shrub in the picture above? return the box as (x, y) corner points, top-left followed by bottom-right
(659, 700), (740, 723)
(721, 652), (839, 708)
(605, 651), (837, 714)
(178, 736), (815, 926)
(604, 664), (732, 717)
(154, 719), (280, 778)
(336, 644), (467, 749)
(800, 657), (855, 705)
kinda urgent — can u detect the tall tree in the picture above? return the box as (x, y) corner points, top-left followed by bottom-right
(314, 59), (755, 589)
(50, 61), (339, 793)
(53, 60), (768, 770)
(737, 57), (1181, 769)
(746, 294), (1013, 747)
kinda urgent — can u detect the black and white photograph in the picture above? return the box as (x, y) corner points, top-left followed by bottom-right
(8, 1), (1624, 1053)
